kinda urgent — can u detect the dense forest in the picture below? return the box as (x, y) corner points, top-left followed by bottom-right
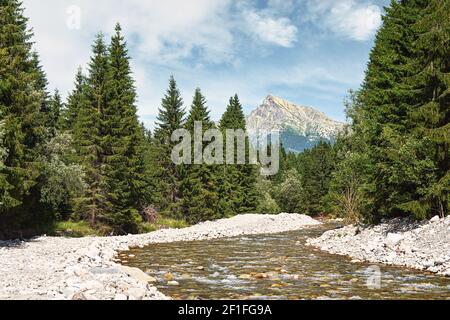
(0, 0), (448, 239)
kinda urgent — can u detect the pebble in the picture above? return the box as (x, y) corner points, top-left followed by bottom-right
(307, 216), (450, 277)
(0, 213), (320, 300)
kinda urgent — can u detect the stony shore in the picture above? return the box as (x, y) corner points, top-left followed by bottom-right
(0, 213), (320, 300)
(307, 216), (450, 277)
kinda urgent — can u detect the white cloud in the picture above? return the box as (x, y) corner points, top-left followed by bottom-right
(22, 0), (298, 120)
(306, 0), (382, 41)
(244, 10), (298, 47)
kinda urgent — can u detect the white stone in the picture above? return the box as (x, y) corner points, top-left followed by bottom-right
(114, 293), (128, 300)
(127, 288), (146, 300)
(385, 233), (404, 248)
(430, 216), (440, 223)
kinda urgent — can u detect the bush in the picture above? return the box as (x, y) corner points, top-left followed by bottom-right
(50, 221), (100, 237)
(139, 217), (189, 234)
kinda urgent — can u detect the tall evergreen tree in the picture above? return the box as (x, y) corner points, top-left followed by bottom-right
(218, 95), (258, 216)
(0, 0), (50, 236)
(153, 76), (185, 217)
(62, 68), (86, 132)
(297, 141), (335, 215)
(404, 0), (450, 218)
(103, 24), (146, 233)
(47, 89), (63, 136)
(181, 88), (219, 223)
(73, 33), (110, 226)
(349, 0), (431, 221)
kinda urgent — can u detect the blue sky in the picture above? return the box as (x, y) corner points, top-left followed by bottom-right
(23, 0), (391, 129)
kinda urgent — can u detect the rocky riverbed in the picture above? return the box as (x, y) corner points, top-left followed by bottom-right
(0, 213), (320, 300)
(307, 216), (450, 277)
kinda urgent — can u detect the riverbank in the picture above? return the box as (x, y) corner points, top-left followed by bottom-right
(0, 213), (320, 300)
(307, 216), (450, 277)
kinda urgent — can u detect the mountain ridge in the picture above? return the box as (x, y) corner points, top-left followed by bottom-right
(246, 95), (345, 153)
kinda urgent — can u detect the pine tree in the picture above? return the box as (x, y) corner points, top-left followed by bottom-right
(0, 0), (50, 235)
(404, 0), (450, 218)
(153, 76), (185, 217)
(73, 33), (110, 226)
(103, 24), (145, 233)
(62, 68), (86, 132)
(218, 95), (258, 216)
(47, 90), (63, 136)
(349, 0), (431, 221)
(298, 141), (335, 215)
(181, 88), (219, 223)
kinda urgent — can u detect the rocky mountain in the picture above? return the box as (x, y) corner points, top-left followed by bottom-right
(246, 95), (345, 153)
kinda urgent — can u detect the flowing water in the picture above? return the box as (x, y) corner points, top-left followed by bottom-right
(119, 224), (450, 300)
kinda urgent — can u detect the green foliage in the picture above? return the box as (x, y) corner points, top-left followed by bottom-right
(218, 95), (258, 217)
(152, 76), (186, 218)
(297, 142), (335, 215)
(139, 217), (189, 233)
(181, 89), (219, 224)
(61, 68), (86, 132)
(102, 24), (146, 234)
(255, 176), (280, 214)
(0, 0), (51, 236)
(39, 133), (86, 220)
(274, 169), (304, 213)
(72, 33), (110, 226)
(50, 220), (100, 237)
(328, 0), (449, 222)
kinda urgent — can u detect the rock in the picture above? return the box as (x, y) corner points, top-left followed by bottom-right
(430, 216), (440, 223)
(72, 292), (87, 300)
(118, 266), (157, 283)
(168, 281), (179, 286)
(239, 274), (252, 280)
(127, 288), (146, 300)
(61, 288), (75, 299)
(114, 294), (128, 300)
(385, 233), (404, 248)
(164, 273), (174, 281)
(196, 266), (205, 271)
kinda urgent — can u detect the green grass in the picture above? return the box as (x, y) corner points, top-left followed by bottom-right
(50, 221), (100, 238)
(139, 217), (189, 234)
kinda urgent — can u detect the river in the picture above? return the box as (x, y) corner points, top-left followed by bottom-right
(119, 224), (450, 300)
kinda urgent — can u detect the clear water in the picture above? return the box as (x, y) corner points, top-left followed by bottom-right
(119, 224), (450, 300)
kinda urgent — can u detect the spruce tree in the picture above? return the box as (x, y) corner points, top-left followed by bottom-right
(405, 0), (450, 218)
(73, 33), (110, 226)
(181, 89), (219, 223)
(103, 24), (145, 233)
(350, 0), (431, 221)
(48, 90), (63, 136)
(62, 68), (86, 132)
(0, 0), (50, 235)
(218, 95), (258, 216)
(153, 76), (185, 217)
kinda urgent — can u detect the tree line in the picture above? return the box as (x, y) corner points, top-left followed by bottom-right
(0, 0), (258, 238)
(0, 0), (448, 238)
(261, 0), (449, 223)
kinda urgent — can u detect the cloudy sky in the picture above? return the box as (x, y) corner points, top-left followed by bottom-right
(23, 0), (390, 128)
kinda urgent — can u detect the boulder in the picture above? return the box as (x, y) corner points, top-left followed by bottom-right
(118, 265), (157, 283)
(385, 233), (404, 248)
(430, 216), (440, 223)
(127, 287), (146, 300)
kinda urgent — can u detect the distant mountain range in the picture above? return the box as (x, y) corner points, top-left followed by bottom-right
(246, 95), (345, 153)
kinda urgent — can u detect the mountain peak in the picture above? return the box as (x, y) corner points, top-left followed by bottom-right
(247, 95), (345, 153)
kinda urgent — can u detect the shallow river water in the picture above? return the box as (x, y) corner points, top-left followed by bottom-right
(120, 224), (450, 300)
